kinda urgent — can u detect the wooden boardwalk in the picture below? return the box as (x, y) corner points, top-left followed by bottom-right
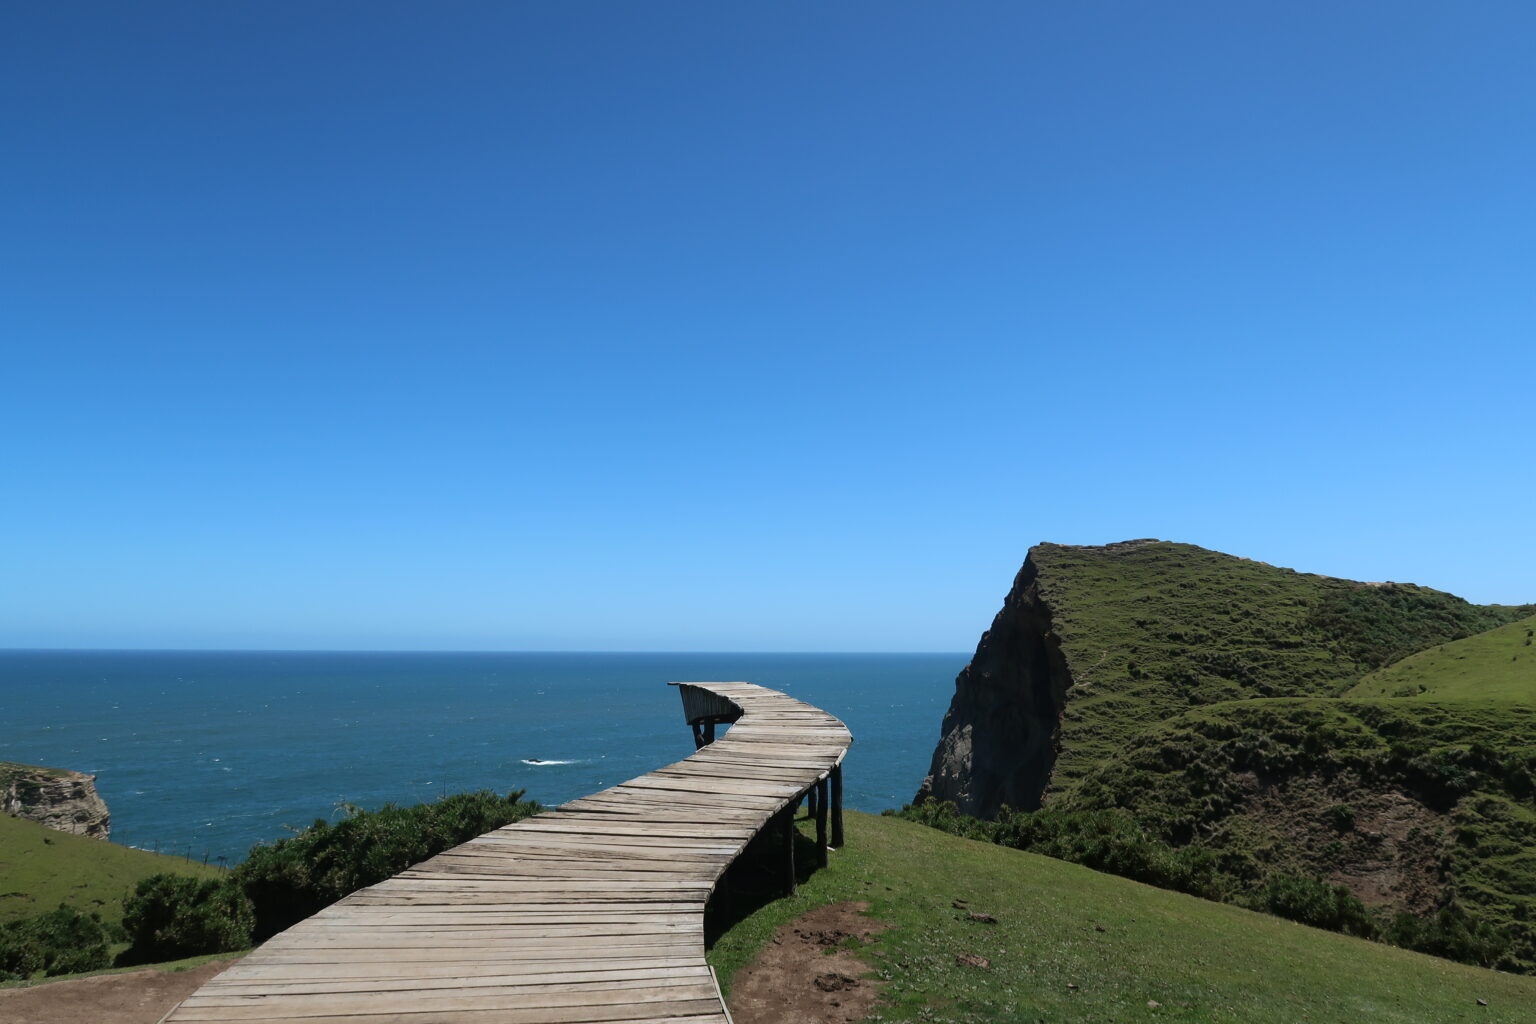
(163, 681), (852, 1024)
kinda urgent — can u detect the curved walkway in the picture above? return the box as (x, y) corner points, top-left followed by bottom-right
(163, 681), (852, 1024)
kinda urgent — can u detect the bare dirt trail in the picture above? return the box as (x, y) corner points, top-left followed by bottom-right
(0, 959), (237, 1024)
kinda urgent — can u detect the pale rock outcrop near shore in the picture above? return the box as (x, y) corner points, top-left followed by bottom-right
(2, 761), (111, 839)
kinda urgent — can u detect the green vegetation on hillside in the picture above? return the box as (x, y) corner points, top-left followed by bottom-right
(1030, 541), (1532, 796)
(2, 789), (541, 978)
(1348, 612), (1536, 700)
(709, 812), (1536, 1023)
(1052, 696), (1536, 970)
(0, 950), (242, 991)
(118, 788), (542, 964)
(0, 813), (221, 926)
(0, 906), (113, 981)
(916, 541), (1536, 975)
(0, 813), (223, 981)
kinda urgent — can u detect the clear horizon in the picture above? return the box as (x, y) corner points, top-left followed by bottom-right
(4, 3), (1533, 651)
(0, 646), (971, 655)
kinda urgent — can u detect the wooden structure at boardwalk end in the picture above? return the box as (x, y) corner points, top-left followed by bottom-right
(162, 681), (852, 1024)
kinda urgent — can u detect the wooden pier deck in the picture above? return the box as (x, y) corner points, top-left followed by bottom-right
(163, 681), (852, 1024)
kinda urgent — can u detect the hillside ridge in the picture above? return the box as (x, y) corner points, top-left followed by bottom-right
(918, 539), (1530, 817)
(914, 540), (1536, 971)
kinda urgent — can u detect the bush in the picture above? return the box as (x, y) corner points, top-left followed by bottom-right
(1384, 905), (1511, 968)
(1251, 874), (1377, 937)
(237, 789), (541, 942)
(119, 875), (253, 965)
(113, 790), (542, 964)
(0, 906), (112, 981)
(1327, 804), (1355, 830)
(893, 802), (1224, 901)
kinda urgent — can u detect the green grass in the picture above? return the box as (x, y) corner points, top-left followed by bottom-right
(709, 812), (1536, 1023)
(1348, 613), (1536, 700)
(0, 813), (224, 927)
(1029, 541), (1531, 796)
(0, 950), (243, 990)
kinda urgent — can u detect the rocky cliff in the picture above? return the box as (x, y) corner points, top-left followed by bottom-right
(1, 762), (111, 840)
(914, 553), (1073, 817)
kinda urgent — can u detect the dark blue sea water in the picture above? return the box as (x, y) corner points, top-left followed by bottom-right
(0, 651), (962, 865)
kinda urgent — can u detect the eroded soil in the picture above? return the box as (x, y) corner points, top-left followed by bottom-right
(727, 900), (891, 1024)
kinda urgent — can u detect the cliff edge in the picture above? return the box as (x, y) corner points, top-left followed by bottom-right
(914, 552), (1075, 816)
(1, 761), (111, 840)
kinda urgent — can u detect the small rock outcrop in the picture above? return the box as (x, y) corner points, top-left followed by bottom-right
(1, 762), (111, 839)
(914, 552), (1074, 817)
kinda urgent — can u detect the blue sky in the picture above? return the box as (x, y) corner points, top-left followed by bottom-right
(3, 2), (1532, 651)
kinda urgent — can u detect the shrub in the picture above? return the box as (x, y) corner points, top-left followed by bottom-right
(1327, 804), (1355, 830)
(893, 803), (1224, 901)
(115, 789), (542, 963)
(119, 875), (253, 965)
(1250, 874), (1376, 938)
(236, 788), (541, 942)
(1383, 905), (1511, 968)
(0, 906), (112, 981)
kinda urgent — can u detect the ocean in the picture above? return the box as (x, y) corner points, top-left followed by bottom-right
(0, 650), (963, 865)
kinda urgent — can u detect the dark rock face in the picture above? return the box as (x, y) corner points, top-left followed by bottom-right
(1, 763), (111, 839)
(914, 554), (1073, 818)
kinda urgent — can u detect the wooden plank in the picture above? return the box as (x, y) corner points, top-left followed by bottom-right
(169, 999), (728, 1022)
(205, 970), (718, 994)
(179, 981), (723, 1012)
(234, 947), (706, 965)
(216, 961), (709, 983)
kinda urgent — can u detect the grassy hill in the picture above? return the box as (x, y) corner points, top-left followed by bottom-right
(1029, 540), (1532, 796)
(1347, 612), (1536, 700)
(710, 812), (1536, 1023)
(0, 812), (223, 927)
(920, 540), (1536, 973)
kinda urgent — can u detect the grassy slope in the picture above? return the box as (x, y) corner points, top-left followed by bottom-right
(710, 812), (1536, 1023)
(1062, 695), (1536, 969)
(0, 813), (224, 926)
(1347, 613), (1536, 700)
(1030, 541), (1531, 797)
(0, 951), (241, 991)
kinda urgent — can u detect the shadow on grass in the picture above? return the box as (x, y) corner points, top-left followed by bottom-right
(704, 811), (825, 949)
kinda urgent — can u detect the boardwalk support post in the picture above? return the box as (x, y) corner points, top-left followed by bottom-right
(814, 777), (829, 867)
(830, 763), (844, 848)
(782, 807), (797, 895)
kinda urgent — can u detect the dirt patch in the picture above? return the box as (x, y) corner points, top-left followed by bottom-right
(0, 959), (237, 1024)
(1327, 790), (1445, 912)
(728, 900), (890, 1024)
(1238, 771), (1447, 914)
